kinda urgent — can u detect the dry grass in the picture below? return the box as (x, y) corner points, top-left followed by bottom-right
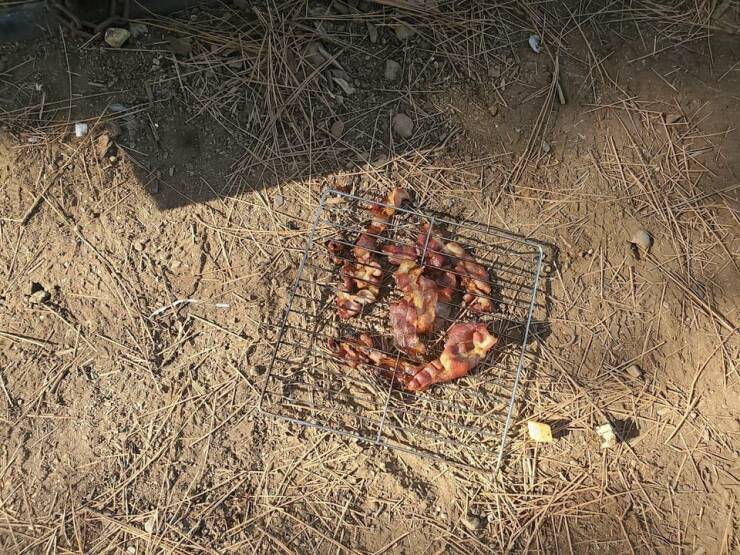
(0, 0), (738, 553)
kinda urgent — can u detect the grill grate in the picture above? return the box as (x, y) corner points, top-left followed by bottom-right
(259, 189), (545, 471)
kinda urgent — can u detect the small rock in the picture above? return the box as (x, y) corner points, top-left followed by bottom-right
(304, 41), (327, 66)
(384, 59), (401, 81)
(656, 406), (670, 417)
(273, 194), (284, 208)
(367, 22), (378, 44)
(104, 27), (130, 48)
(29, 288), (50, 305)
(126, 547), (136, 555)
(144, 515), (156, 533)
(133, 240), (146, 252)
(170, 259), (182, 270)
(371, 154), (388, 168)
(528, 34), (542, 53)
(168, 166), (174, 177)
(542, 141), (551, 153)
(461, 514), (483, 531)
(108, 122), (122, 138)
(332, 76), (355, 95)
(527, 421), (553, 443)
(666, 113), (683, 124)
(625, 364), (643, 379)
(129, 23), (148, 38)
(330, 119), (345, 138)
(392, 112), (414, 139)
(596, 422), (617, 449)
(96, 134), (112, 158)
(74, 122), (88, 138)
(110, 103), (128, 113)
(487, 104), (499, 117)
(394, 22), (415, 41)
(168, 37), (193, 57)
(630, 229), (653, 252)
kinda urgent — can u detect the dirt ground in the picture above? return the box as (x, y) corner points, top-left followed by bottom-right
(0, 1), (738, 553)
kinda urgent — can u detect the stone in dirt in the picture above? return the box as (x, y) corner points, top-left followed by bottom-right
(392, 112), (414, 139)
(626, 364), (643, 379)
(367, 22), (378, 44)
(129, 23), (148, 38)
(394, 22), (415, 41)
(29, 283), (50, 305)
(96, 134), (112, 158)
(384, 59), (401, 81)
(168, 37), (193, 57)
(330, 119), (345, 138)
(104, 28), (130, 48)
(461, 514), (483, 531)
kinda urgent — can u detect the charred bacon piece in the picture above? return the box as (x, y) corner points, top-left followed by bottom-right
(405, 323), (497, 392)
(328, 334), (419, 386)
(389, 300), (427, 359)
(336, 259), (382, 319)
(330, 188), (411, 319)
(417, 223), (493, 314)
(442, 241), (493, 313)
(381, 243), (419, 264)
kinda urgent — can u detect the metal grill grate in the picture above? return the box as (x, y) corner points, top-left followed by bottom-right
(259, 189), (545, 471)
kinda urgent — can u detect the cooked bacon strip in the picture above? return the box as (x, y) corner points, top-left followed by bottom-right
(416, 222), (448, 269)
(328, 334), (419, 386)
(392, 261), (438, 333)
(382, 243), (419, 265)
(335, 259), (382, 319)
(406, 323), (497, 391)
(326, 240), (346, 264)
(389, 300), (427, 359)
(443, 241), (493, 313)
(370, 188), (410, 229)
(331, 188), (411, 319)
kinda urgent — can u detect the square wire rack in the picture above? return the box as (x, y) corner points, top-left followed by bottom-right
(258, 189), (545, 471)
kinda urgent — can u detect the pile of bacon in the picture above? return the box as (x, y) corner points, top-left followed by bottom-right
(326, 188), (498, 392)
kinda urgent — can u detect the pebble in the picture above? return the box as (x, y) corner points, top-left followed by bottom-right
(168, 37), (193, 57)
(666, 113), (683, 124)
(392, 112), (414, 139)
(304, 41), (327, 66)
(96, 133), (111, 158)
(273, 194), (285, 208)
(144, 515), (156, 533)
(133, 240), (146, 252)
(30, 289), (50, 305)
(330, 119), (345, 138)
(461, 514), (483, 531)
(367, 22), (378, 44)
(384, 59), (401, 81)
(74, 122), (88, 138)
(394, 22), (415, 41)
(104, 27), (130, 48)
(631, 229), (653, 252)
(129, 23), (148, 38)
(332, 76), (355, 95)
(625, 364), (643, 379)
(126, 547), (136, 555)
(656, 406), (671, 417)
